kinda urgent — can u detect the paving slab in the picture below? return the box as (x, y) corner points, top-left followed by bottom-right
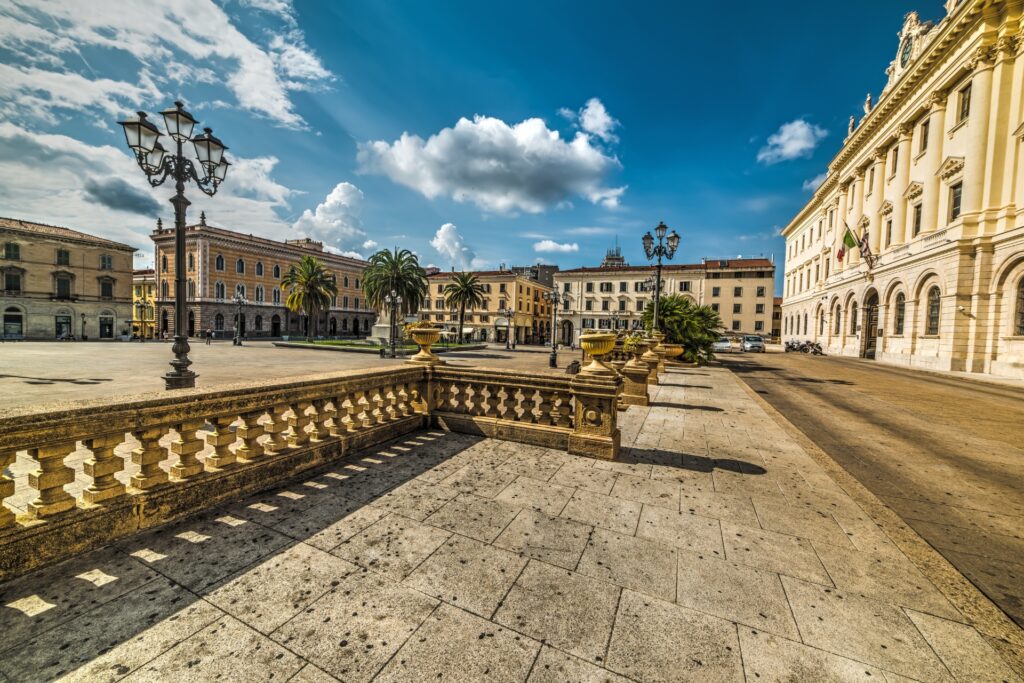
(527, 646), (632, 683)
(550, 459), (619, 495)
(332, 513), (452, 580)
(494, 560), (620, 664)
(636, 504), (724, 557)
(124, 614), (305, 682)
(494, 476), (575, 516)
(576, 527), (677, 602)
(493, 509), (593, 570)
(676, 551), (800, 640)
(720, 521), (831, 585)
(369, 479), (461, 521)
(376, 603), (540, 682)
(605, 589), (744, 683)
(678, 488), (760, 528)
(272, 570), (438, 683)
(403, 534), (527, 618)
(737, 628), (885, 682)
(560, 489), (642, 535)
(424, 493), (521, 543)
(906, 610), (1021, 683)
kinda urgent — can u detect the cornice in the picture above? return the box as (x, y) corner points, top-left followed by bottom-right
(879, 200), (894, 215)
(903, 181), (924, 200)
(936, 155), (965, 180)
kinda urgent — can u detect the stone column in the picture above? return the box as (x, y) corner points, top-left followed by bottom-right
(848, 170), (865, 265)
(962, 46), (995, 222)
(891, 125), (913, 244)
(834, 185), (848, 271)
(921, 92), (948, 234)
(867, 154), (885, 253)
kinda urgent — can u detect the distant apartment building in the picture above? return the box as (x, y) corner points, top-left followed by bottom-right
(420, 267), (553, 344)
(132, 268), (157, 339)
(552, 257), (776, 345)
(151, 213), (375, 339)
(1, 217), (135, 340)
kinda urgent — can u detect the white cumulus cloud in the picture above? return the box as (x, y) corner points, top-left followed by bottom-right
(534, 240), (579, 253)
(430, 223), (476, 270)
(802, 172), (828, 191)
(356, 107), (625, 214)
(291, 182), (367, 253)
(757, 119), (828, 165)
(362, 239), (378, 250)
(578, 98), (619, 143)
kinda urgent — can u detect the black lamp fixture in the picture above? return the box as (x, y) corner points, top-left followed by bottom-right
(641, 221), (680, 333)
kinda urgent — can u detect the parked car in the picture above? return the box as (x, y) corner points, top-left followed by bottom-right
(741, 335), (765, 352)
(712, 336), (732, 353)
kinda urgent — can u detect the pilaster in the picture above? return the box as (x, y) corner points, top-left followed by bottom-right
(922, 92), (948, 234)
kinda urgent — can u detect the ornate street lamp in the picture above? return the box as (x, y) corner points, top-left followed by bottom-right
(543, 290), (567, 368)
(500, 305), (515, 350)
(232, 293), (247, 346)
(119, 101), (230, 389)
(384, 290), (402, 358)
(641, 221), (680, 334)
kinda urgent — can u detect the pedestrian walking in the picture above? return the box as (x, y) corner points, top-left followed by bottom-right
(206, 328), (212, 345)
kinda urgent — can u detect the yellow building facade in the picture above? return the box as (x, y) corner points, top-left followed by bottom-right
(0, 217), (135, 340)
(131, 269), (156, 339)
(421, 269), (553, 344)
(782, 1), (1024, 378)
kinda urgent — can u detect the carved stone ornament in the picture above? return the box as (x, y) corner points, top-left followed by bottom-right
(879, 199), (894, 215)
(936, 155), (965, 181)
(884, 11), (936, 92)
(903, 181), (924, 200)
(929, 90), (948, 108)
(858, 214), (871, 229)
(966, 45), (995, 71)
(896, 123), (913, 139)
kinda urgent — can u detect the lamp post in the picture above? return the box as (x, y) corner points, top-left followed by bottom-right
(543, 290), (566, 368)
(119, 102), (230, 389)
(232, 293), (247, 346)
(500, 306), (514, 350)
(641, 221), (680, 334)
(384, 290), (402, 358)
(80, 313), (86, 341)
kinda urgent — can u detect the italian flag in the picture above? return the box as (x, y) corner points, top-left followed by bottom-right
(838, 224), (858, 262)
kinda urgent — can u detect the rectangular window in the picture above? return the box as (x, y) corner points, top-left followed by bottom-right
(913, 203), (923, 236)
(756, 286), (766, 297)
(885, 219), (893, 247)
(712, 287), (720, 297)
(100, 254), (112, 270)
(618, 300), (626, 311)
(731, 320), (741, 331)
(754, 321), (764, 331)
(680, 281), (691, 292)
(599, 282), (613, 293)
(563, 282), (570, 293)
(755, 303), (765, 314)
(711, 303), (719, 312)
(958, 82), (972, 122)
(4, 243), (20, 259)
(733, 286), (742, 297)
(4, 272), (20, 292)
(585, 282), (593, 293)
(618, 281), (627, 292)
(499, 283), (506, 292)
(56, 277), (71, 299)
(101, 281), (113, 299)
(890, 146), (899, 176)
(601, 300), (610, 311)
(733, 304), (742, 314)
(562, 300), (569, 311)
(636, 300), (645, 312)
(585, 300), (593, 311)
(949, 182), (963, 221)
(919, 119), (929, 154)
(135, 286), (141, 296)
(868, 166), (875, 190)
(56, 249), (70, 266)
(829, 211), (834, 228)
(437, 284), (443, 293)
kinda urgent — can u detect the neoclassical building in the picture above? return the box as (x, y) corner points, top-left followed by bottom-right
(1, 217), (135, 340)
(554, 254), (775, 345)
(152, 215), (375, 339)
(131, 268), (156, 339)
(781, 1), (1024, 378)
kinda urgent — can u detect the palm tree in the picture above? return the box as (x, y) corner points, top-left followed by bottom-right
(642, 294), (723, 364)
(362, 248), (428, 344)
(443, 272), (486, 344)
(281, 255), (338, 340)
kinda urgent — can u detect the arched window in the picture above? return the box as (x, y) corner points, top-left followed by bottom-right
(188, 253), (194, 270)
(187, 279), (195, 299)
(894, 293), (906, 335)
(161, 254), (168, 272)
(215, 281), (225, 299)
(342, 318), (349, 331)
(214, 313), (224, 330)
(834, 307), (842, 335)
(255, 315), (263, 331)
(343, 276), (349, 288)
(255, 285), (264, 302)
(803, 313), (808, 335)
(926, 286), (941, 335)
(161, 280), (169, 298)
(355, 278), (360, 289)
(235, 283), (246, 298)
(1016, 278), (1024, 336)
(255, 261), (264, 276)
(236, 258), (245, 274)
(272, 288), (281, 304)
(819, 311), (825, 335)
(215, 254), (225, 271)
(273, 264), (281, 279)
(850, 302), (858, 334)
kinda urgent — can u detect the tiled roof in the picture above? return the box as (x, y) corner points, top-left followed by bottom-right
(428, 270), (521, 279)
(0, 217), (136, 251)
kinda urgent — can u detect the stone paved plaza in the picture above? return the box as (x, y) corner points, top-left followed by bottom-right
(1, 367), (1020, 682)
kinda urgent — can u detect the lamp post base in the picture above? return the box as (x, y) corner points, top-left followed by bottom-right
(549, 349), (558, 368)
(164, 335), (197, 389)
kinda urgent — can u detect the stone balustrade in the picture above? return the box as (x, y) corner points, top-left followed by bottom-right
(0, 363), (621, 580)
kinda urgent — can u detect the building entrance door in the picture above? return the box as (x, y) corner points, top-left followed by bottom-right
(271, 315), (281, 337)
(862, 292), (879, 359)
(99, 316), (114, 339)
(4, 308), (24, 338)
(55, 315), (72, 338)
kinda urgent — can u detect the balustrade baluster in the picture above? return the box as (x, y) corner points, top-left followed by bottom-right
(555, 395), (574, 428)
(384, 386), (398, 421)
(537, 391), (554, 426)
(397, 383), (411, 417)
(131, 427), (168, 489)
(329, 396), (350, 436)
(0, 450), (18, 527)
(205, 415), (238, 469)
(495, 386), (511, 420)
(264, 404), (290, 454)
(356, 391), (373, 428)
(520, 388), (537, 423)
(236, 410), (266, 461)
(463, 383), (477, 415)
(288, 401), (312, 447)
(26, 442), (77, 518)
(310, 399), (333, 440)
(483, 385), (500, 418)
(82, 432), (127, 504)
(170, 421), (205, 479)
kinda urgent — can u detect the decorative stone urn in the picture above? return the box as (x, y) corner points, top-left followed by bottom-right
(660, 343), (683, 363)
(578, 332), (617, 376)
(407, 326), (445, 365)
(650, 331), (668, 373)
(641, 334), (661, 385)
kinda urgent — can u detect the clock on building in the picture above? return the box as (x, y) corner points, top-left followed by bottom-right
(900, 37), (913, 67)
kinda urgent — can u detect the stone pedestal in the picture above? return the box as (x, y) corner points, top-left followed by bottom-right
(568, 370), (622, 460)
(620, 359), (650, 407)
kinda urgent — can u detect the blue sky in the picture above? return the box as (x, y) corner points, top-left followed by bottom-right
(0, 0), (939, 292)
